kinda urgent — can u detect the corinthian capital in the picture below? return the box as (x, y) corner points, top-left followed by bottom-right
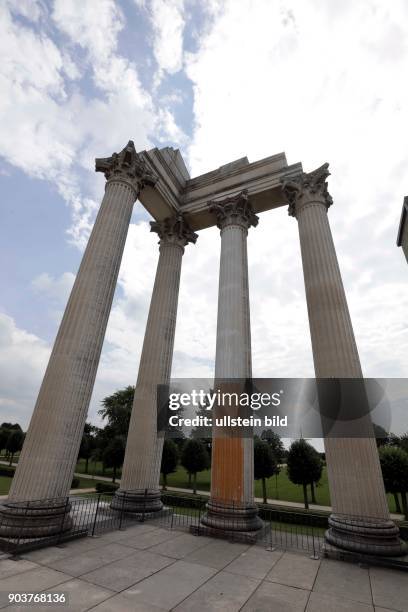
(150, 213), (198, 250)
(209, 190), (259, 231)
(95, 140), (157, 192)
(282, 163), (333, 217)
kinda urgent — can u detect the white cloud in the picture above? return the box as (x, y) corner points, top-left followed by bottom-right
(181, 0), (408, 381)
(6, 0), (45, 23)
(52, 0), (124, 62)
(0, 313), (50, 428)
(143, 0), (186, 82)
(0, 1), (184, 250)
(31, 272), (75, 303)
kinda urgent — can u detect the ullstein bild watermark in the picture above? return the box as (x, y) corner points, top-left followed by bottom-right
(157, 378), (408, 439)
(167, 389), (286, 428)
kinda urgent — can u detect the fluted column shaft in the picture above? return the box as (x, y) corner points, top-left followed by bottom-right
(284, 164), (405, 556)
(9, 179), (136, 502)
(113, 215), (197, 512)
(211, 221), (253, 504)
(6, 141), (156, 511)
(287, 168), (388, 518)
(201, 192), (262, 538)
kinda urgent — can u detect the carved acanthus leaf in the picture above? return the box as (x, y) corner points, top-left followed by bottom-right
(150, 213), (198, 247)
(282, 163), (333, 217)
(95, 141), (157, 190)
(209, 190), (258, 230)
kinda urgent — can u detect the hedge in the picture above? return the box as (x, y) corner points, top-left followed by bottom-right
(95, 482), (119, 493)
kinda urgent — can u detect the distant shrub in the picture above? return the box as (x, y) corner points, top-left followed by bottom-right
(95, 482), (119, 493)
(0, 467), (15, 478)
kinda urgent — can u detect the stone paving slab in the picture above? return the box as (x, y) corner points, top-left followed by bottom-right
(223, 546), (284, 580)
(0, 526), (407, 611)
(174, 569), (260, 611)
(119, 528), (183, 550)
(50, 542), (136, 578)
(313, 558), (373, 605)
(21, 535), (109, 564)
(81, 549), (175, 592)
(0, 558), (38, 580)
(183, 539), (250, 570)
(147, 533), (213, 559)
(103, 560), (217, 610)
(242, 580), (310, 612)
(92, 596), (167, 612)
(265, 550), (320, 590)
(0, 566), (72, 608)
(369, 566), (408, 612)
(96, 523), (159, 542)
(306, 591), (375, 611)
(1, 579), (115, 612)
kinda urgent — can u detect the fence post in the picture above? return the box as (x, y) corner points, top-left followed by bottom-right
(91, 493), (101, 537)
(57, 497), (70, 545)
(197, 498), (202, 535)
(310, 520), (319, 560)
(119, 491), (126, 531)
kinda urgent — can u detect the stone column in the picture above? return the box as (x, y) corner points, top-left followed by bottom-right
(283, 164), (404, 556)
(0, 141), (156, 538)
(200, 191), (263, 539)
(112, 214), (197, 514)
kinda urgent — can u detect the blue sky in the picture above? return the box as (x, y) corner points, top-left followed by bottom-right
(1, 0), (408, 430)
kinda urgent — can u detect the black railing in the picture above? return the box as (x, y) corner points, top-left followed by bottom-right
(0, 491), (406, 569)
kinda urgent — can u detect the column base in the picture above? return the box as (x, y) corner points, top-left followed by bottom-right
(0, 499), (72, 539)
(325, 514), (407, 557)
(196, 498), (264, 543)
(110, 489), (163, 514)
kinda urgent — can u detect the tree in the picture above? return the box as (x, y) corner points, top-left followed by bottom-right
(78, 423), (97, 473)
(379, 445), (408, 519)
(260, 430), (285, 463)
(0, 428), (10, 456)
(161, 439), (179, 490)
(99, 386), (134, 437)
(287, 439), (321, 509)
(181, 439), (210, 494)
(398, 432), (408, 455)
(6, 430), (24, 466)
(254, 438), (279, 503)
(191, 394), (213, 458)
(102, 435), (125, 483)
(308, 448), (323, 504)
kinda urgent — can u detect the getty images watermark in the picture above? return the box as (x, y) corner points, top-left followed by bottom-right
(167, 388), (287, 428)
(157, 378), (408, 439)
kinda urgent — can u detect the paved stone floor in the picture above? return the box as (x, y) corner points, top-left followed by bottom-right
(0, 523), (406, 611)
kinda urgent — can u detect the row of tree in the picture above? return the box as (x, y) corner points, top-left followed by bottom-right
(75, 386), (408, 517)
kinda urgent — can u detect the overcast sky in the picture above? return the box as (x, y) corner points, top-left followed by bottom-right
(1, 0), (408, 430)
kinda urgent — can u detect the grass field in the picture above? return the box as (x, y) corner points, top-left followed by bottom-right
(160, 464), (400, 513)
(0, 456), (401, 515)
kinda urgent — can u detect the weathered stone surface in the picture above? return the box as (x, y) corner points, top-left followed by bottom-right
(113, 213), (197, 513)
(283, 164), (404, 555)
(201, 191), (262, 536)
(1, 141), (152, 537)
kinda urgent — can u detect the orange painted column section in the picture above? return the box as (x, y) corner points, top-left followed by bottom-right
(211, 435), (244, 503)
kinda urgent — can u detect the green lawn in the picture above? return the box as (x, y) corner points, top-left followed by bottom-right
(75, 458), (120, 480)
(0, 473), (109, 496)
(161, 464), (399, 513)
(0, 457), (400, 515)
(0, 475), (13, 495)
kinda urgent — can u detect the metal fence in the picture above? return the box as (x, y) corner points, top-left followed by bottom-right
(0, 491), (407, 570)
